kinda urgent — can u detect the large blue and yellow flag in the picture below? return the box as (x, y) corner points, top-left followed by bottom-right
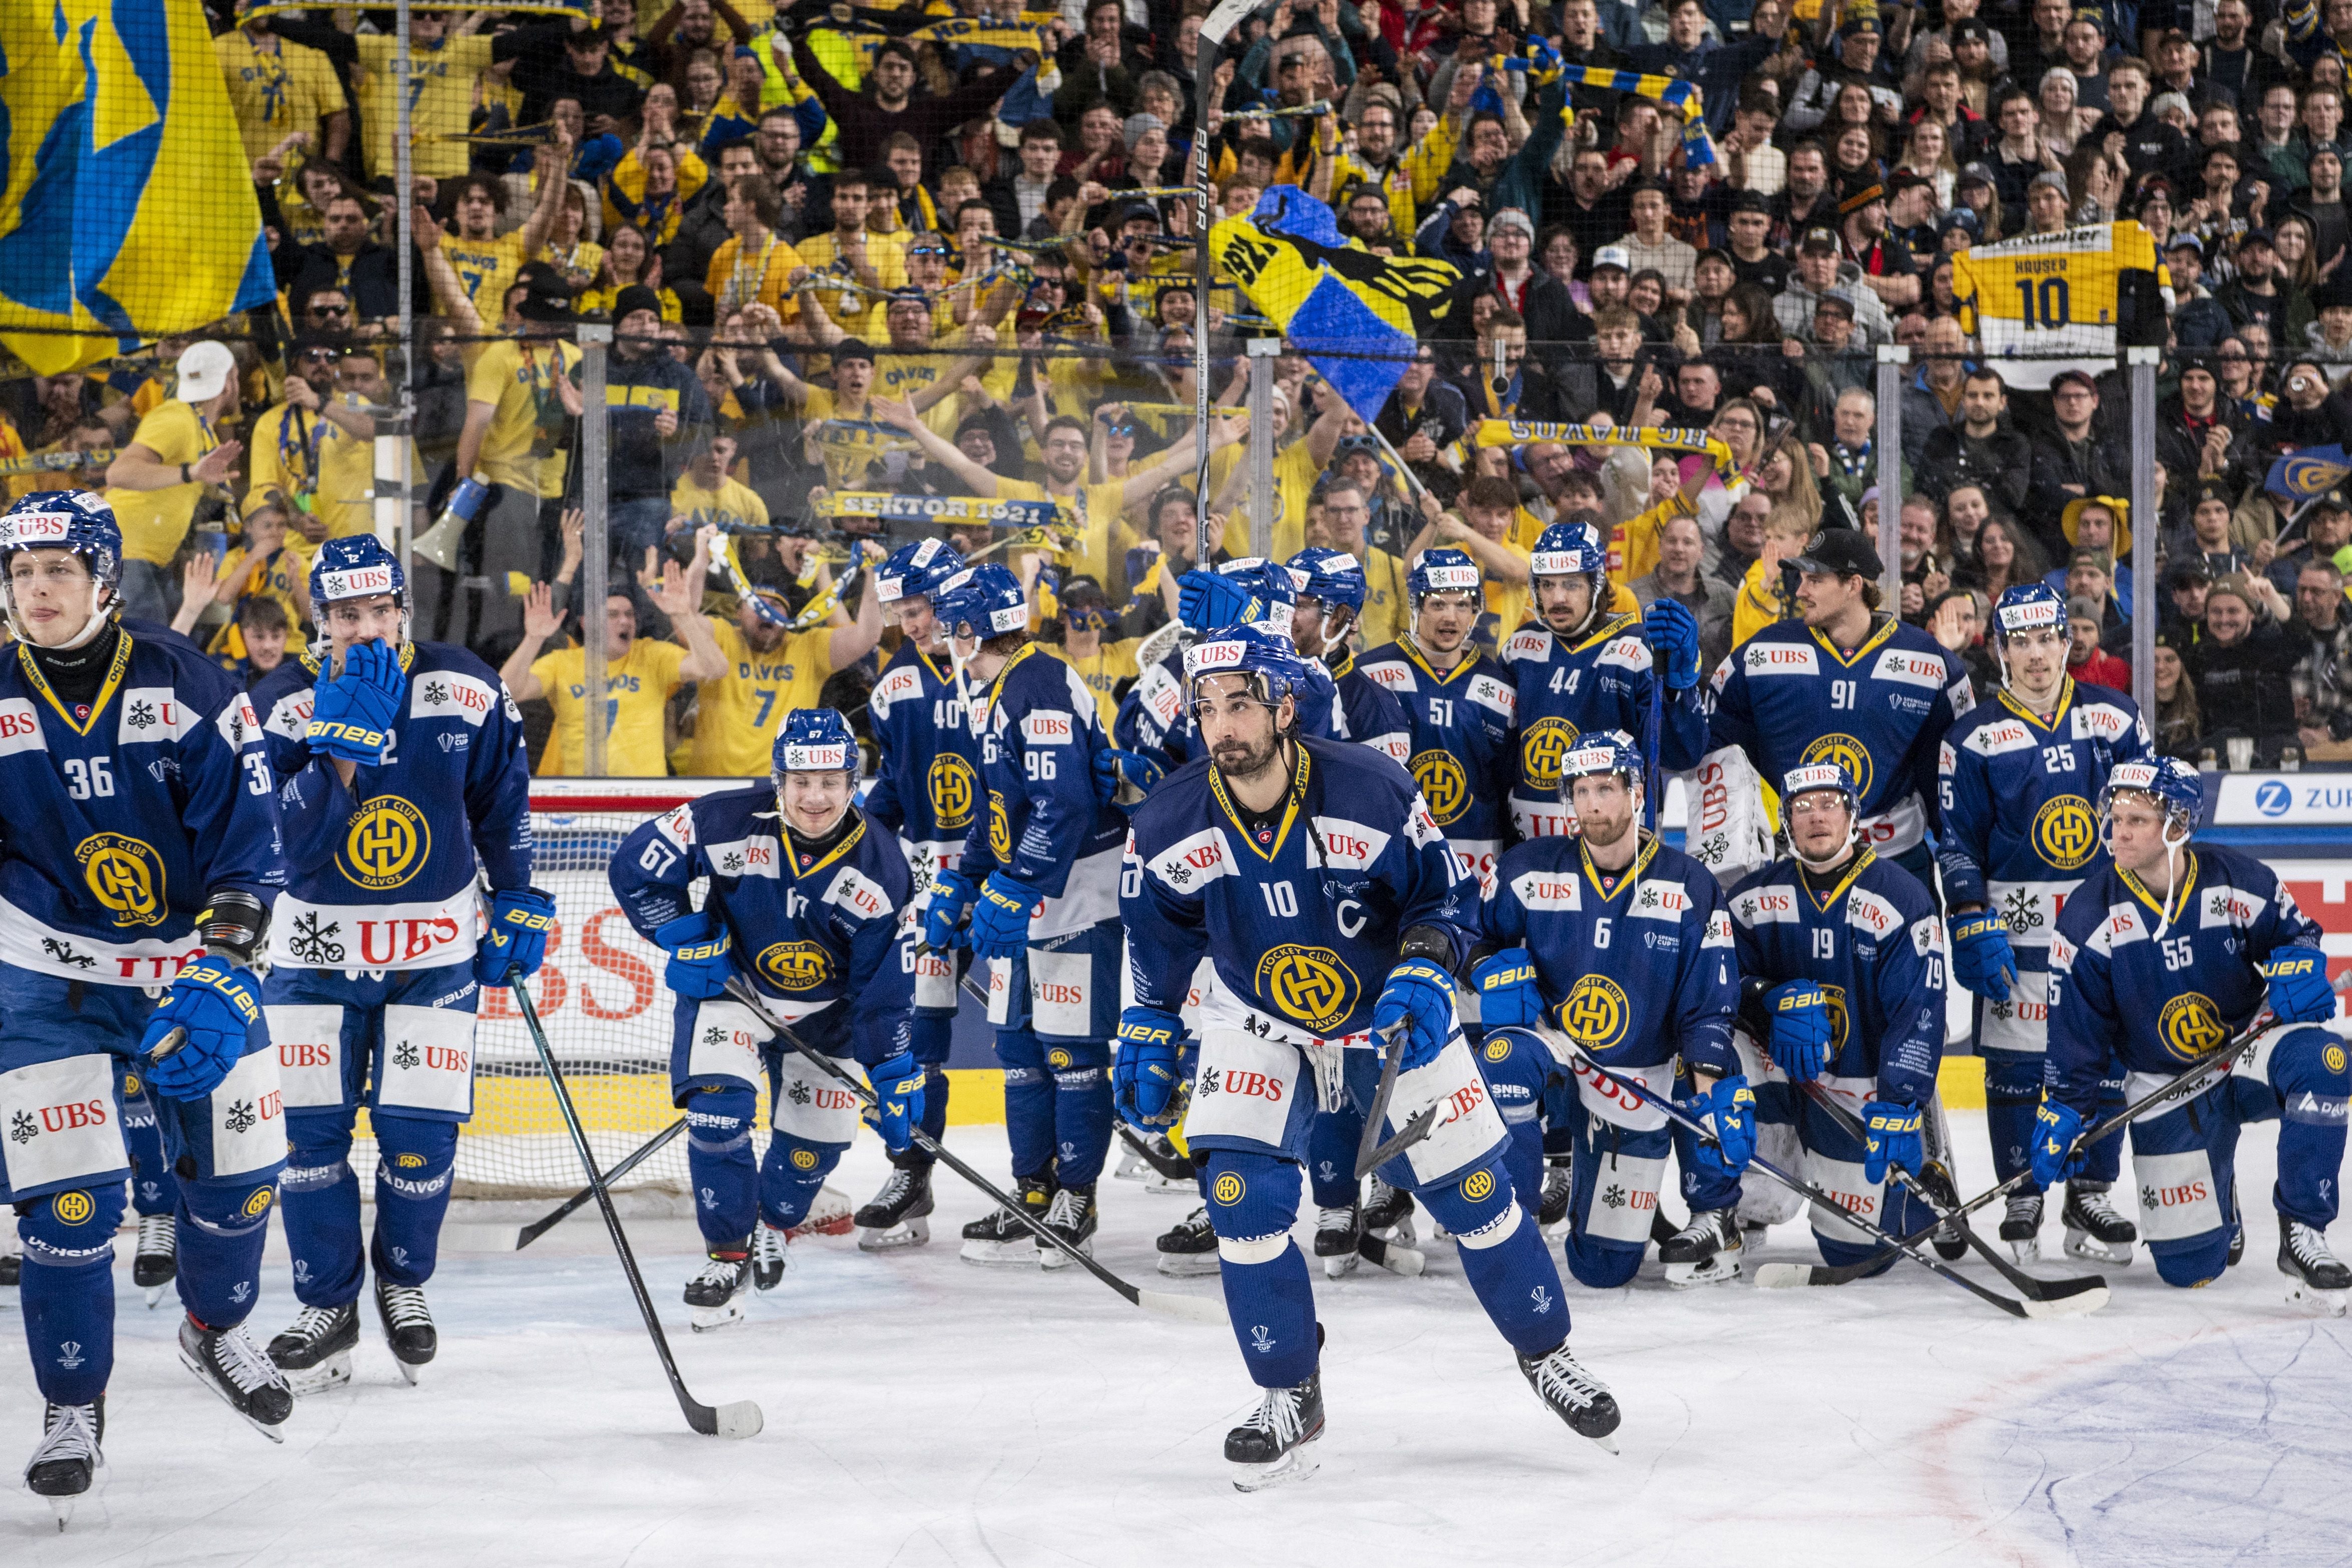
(1209, 186), (1458, 421)
(0, 0), (275, 375)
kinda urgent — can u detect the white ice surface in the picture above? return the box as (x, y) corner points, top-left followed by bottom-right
(7, 1111), (2352, 1567)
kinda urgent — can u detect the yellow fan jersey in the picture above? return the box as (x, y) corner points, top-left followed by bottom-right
(684, 617), (836, 777)
(1950, 221), (2163, 390)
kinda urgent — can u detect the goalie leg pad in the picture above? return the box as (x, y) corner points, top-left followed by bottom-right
(19, 1183), (125, 1405)
(1204, 1149), (1317, 1389)
(685, 1085), (760, 1249)
(368, 1113), (460, 1288)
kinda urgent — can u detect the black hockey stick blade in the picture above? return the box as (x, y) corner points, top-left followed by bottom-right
(515, 1116), (688, 1250)
(720, 977), (1227, 1327)
(1357, 1232), (1425, 1277)
(1116, 1124), (1197, 1182)
(1355, 1023), (1436, 1179)
(510, 977), (763, 1439)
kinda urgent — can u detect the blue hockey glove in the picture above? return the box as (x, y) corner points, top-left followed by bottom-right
(2028, 1095), (2086, 1191)
(1643, 596), (1702, 690)
(1467, 948), (1541, 1029)
(2262, 950), (2338, 1024)
(140, 958), (261, 1100)
(1860, 1098), (1924, 1186)
(921, 867), (978, 954)
(1177, 568), (1258, 633)
(1094, 746), (1165, 811)
(1681, 1075), (1758, 1176)
(308, 637), (407, 764)
(865, 1050), (926, 1154)
(1114, 1007), (1184, 1127)
(476, 886), (558, 985)
(654, 912), (734, 1001)
(1764, 981), (1831, 1081)
(968, 872), (1043, 960)
(1947, 911), (2017, 1003)
(1372, 958), (1458, 1070)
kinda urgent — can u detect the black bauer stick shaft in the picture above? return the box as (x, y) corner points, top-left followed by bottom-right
(508, 975), (762, 1438)
(1355, 1021), (1437, 1179)
(515, 1116), (688, 1251)
(719, 975), (1227, 1326)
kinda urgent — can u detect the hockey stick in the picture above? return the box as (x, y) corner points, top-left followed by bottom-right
(720, 976), (1228, 1326)
(514, 1117), (688, 1251)
(1547, 1032), (2102, 1319)
(1790, 1081), (2109, 1308)
(508, 976), (763, 1439)
(1355, 1021), (1438, 1179)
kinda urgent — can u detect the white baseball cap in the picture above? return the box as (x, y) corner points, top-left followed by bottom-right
(176, 340), (235, 404)
(1591, 245), (1633, 273)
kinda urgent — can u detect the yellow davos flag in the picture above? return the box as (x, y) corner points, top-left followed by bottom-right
(0, 0), (274, 374)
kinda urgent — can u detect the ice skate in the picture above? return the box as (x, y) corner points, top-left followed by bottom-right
(961, 1175), (1052, 1265)
(1314, 1203), (1360, 1279)
(179, 1317), (293, 1441)
(785, 1185), (856, 1239)
(1536, 1157), (1573, 1236)
(24, 1398), (101, 1529)
(1037, 1183), (1097, 1270)
(1226, 1371), (1324, 1491)
(1917, 1160), (1968, 1261)
(1156, 1206), (1220, 1277)
(2062, 1181), (2138, 1265)
(684, 1247), (751, 1331)
(1517, 1339), (1622, 1453)
(2000, 1192), (2044, 1263)
(266, 1302), (358, 1395)
(373, 1278), (436, 1384)
(1658, 1206), (1743, 1288)
(855, 1161), (935, 1252)
(2278, 1219), (2351, 1316)
(1362, 1175), (1416, 1246)
(751, 1224), (789, 1291)
(132, 1213), (177, 1308)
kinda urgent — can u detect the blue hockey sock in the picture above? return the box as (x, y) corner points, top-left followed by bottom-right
(369, 1114), (460, 1288)
(910, 1012), (954, 1065)
(20, 1186), (124, 1405)
(684, 1085), (759, 1247)
(997, 1028), (1056, 1181)
(1421, 1163), (1570, 1357)
(919, 1064), (949, 1147)
(1306, 1106), (1365, 1209)
(120, 1081), (178, 1217)
(281, 1112), (365, 1309)
(1050, 1044), (1113, 1186)
(758, 1134), (843, 1230)
(2272, 1027), (2350, 1231)
(2081, 1071), (2128, 1187)
(1984, 1055), (2042, 1188)
(1204, 1152), (1317, 1388)
(177, 1176), (276, 1329)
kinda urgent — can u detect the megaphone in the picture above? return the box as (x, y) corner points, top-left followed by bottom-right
(412, 476), (487, 574)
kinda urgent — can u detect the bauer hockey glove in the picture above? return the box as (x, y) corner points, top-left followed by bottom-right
(1681, 1075), (1758, 1175)
(1947, 911), (2017, 1003)
(141, 958), (262, 1100)
(655, 912), (734, 1001)
(2029, 1095), (2086, 1191)
(1468, 948), (1542, 1029)
(2262, 950), (2339, 1024)
(308, 637), (407, 764)
(1372, 958), (1458, 1070)
(1094, 747), (1165, 811)
(1860, 1099), (1924, 1186)
(922, 868), (978, 954)
(1764, 981), (1832, 1081)
(477, 886), (558, 985)
(1643, 596), (1702, 690)
(1177, 568), (1258, 634)
(1114, 1007), (1185, 1127)
(968, 872), (1042, 960)
(866, 1050), (926, 1154)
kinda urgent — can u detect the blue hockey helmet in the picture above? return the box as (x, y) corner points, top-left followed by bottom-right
(1558, 728), (1646, 803)
(1990, 582), (2068, 644)
(930, 563), (1028, 640)
(1184, 623), (1313, 711)
(1529, 519), (1609, 582)
(772, 707), (861, 777)
(875, 538), (967, 607)
(1287, 546), (1367, 614)
(1, 491), (124, 634)
(1407, 546), (1482, 607)
(1217, 555), (1300, 635)
(1779, 760), (1861, 860)
(309, 534), (408, 610)
(2097, 756), (2202, 840)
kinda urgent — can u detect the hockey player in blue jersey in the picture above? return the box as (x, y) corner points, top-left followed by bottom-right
(1474, 731), (1751, 1288)
(921, 564), (1128, 1267)
(1116, 556), (1332, 774)
(1706, 529), (1974, 885)
(857, 537), (975, 1247)
(119, 1064), (180, 1306)
(247, 536), (545, 1391)
(611, 709), (922, 1326)
(2041, 758), (2351, 1307)
(1117, 625), (1619, 1488)
(1499, 521), (1707, 842)
(1286, 547), (1409, 766)
(0, 492), (289, 1518)
(1356, 549), (1517, 892)
(1725, 763), (1948, 1272)
(1938, 583), (2149, 1266)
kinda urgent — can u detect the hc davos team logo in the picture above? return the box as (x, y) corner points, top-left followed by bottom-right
(52, 1191), (95, 1225)
(2032, 795), (2099, 870)
(1519, 716), (1578, 794)
(1213, 1171), (1246, 1206)
(1255, 944), (1358, 1034)
(757, 940), (831, 991)
(2158, 991), (2229, 1062)
(988, 790), (1012, 863)
(75, 833), (166, 927)
(928, 752), (977, 830)
(1801, 735), (1873, 801)
(339, 795), (429, 890)
(1560, 974), (1630, 1051)
(1410, 749), (1469, 826)
(2255, 780), (2293, 818)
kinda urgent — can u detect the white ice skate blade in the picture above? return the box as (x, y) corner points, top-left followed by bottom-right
(1585, 1431), (1621, 1456)
(1662, 1256), (1743, 1290)
(285, 1353), (353, 1398)
(143, 1284), (170, 1310)
(178, 1348), (288, 1444)
(1231, 1438), (1321, 1492)
(2065, 1229), (2135, 1266)
(34, 1450), (103, 1531)
(1112, 1148), (1152, 1183)
(960, 1239), (1044, 1266)
(1321, 1253), (1359, 1279)
(688, 1301), (746, 1332)
(2007, 1238), (2041, 1265)
(1038, 1238), (1093, 1271)
(2284, 1278), (2351, 1317)
(393, 1359), (422, 1387)
(857, 1217), (930, 1253)
(1143, 1173), (1192, 1196)
(1156, 1253), (1222, 1277)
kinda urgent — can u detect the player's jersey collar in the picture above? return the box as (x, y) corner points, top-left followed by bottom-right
(1325, 647), (1356, 680)
(1579, 831), (1659, 903)
(1808, 614), (1899, 669)
(773, 807), (867, 881)
(2118, 851), (2199, 923)
(1566, 610), (1640, 657)
(1801, 845), (1877, 913)
(297, 640), (419, 680)
(1997, 676), (2074, 734)
(18, 626), (132, 737)
(982, 641), (1039, 718)
(1208, 738), (1311, 863)
(1402, 637), (1477, 685)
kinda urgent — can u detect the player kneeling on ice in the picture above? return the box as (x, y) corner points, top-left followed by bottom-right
(2040, 758), (2351, 1309)
(1472, 731), (1751, 1289)
(249, 536), (546, 1393)
(1724, 764), (1947, 1274)
(0, 493), (290, 1522)
(1116, 626), (1620, 1490)
(612, 709), (922, 1327)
